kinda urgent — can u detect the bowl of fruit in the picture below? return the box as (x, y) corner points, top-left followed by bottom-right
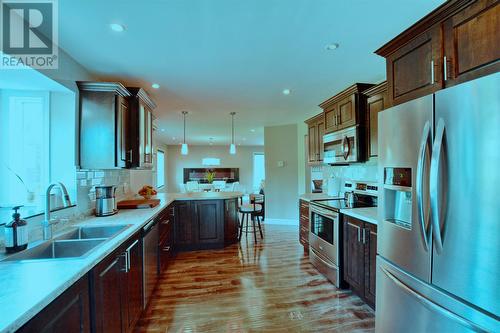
(138, 185), (157, 200)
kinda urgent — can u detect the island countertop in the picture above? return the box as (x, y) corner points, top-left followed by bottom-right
(0, 192), (242, 333)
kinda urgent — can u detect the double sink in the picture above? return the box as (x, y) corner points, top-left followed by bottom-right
(3, 225), (131, 261)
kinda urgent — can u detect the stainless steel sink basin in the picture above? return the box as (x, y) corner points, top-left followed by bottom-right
(3, 239), (105, 261)
(55, 225), (130, 240)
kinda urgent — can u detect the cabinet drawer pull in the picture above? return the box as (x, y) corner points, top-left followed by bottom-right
(443, 56), (447, 81)
(162, 246), (171, 252)
(162, 219), (170, 225)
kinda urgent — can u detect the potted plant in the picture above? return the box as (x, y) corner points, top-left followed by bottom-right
(205, 171), (215, 184)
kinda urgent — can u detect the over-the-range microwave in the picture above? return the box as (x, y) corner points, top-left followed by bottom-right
(323, 125), (366, 165)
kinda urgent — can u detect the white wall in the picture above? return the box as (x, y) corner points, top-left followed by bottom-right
(165, 145), (264, 193)
(264, 124), (299, 222)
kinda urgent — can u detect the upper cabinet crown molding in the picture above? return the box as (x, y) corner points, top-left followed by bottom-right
(127, 87), (157, 110)
(362, 81), (388, 97)
(374, 0), (473, 57)
(77, 81), (131, 97)
(318, 83), (374, 109)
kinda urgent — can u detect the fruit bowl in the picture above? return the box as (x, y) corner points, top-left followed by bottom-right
(138, 185), (157, 200)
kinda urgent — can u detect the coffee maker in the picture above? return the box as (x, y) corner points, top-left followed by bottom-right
(95, 185), (118, 216)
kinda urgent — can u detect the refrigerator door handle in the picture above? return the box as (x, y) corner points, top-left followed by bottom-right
(430, 119), (446, 254)
(416, 121), (432, 251)
(380, 265), (488, 333)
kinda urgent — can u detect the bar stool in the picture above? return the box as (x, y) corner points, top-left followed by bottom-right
(238, 200), (263, 242)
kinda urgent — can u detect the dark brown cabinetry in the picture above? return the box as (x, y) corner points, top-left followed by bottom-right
(78, 82), (132, 169)
(343, 215), (377, 308)
(126, 88), (157, 169)
(319, 83), (374, 134)
(363, 82), (388, 157)
(174, 200), (230, 251)
(224, 198), (239, 245)
(17, 276), (90, 333)
(299, 199), (310, 249)
(305, 113), (325, 164)
(376, 0), (500, 106)
(91, 233), (142, 333)
(158, 204), (175, 273)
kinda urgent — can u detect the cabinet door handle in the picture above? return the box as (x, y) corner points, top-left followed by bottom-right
(443, 56), (448, 81)
(162, 219), (170, 225)
(362, 228), (367, 244)
(162, 246), (170, 252)
(430, 60), (435, 84)
(120, 252), (129, 273)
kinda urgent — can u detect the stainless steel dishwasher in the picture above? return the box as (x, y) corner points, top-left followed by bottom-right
(142, 218), (159, 309)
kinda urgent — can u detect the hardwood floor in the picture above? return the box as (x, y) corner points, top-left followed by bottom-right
(135, 224), (374, 333)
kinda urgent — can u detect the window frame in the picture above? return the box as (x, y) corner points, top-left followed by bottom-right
(156, 149), (165, 188)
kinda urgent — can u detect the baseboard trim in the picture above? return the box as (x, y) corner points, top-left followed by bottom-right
(264, 218), (298, 225)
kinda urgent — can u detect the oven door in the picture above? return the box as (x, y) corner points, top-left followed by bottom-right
(323, 126), (360, 164)
(309, 204), (339, 265)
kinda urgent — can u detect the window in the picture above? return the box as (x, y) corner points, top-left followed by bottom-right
(0, 70), (76, 222)
(157, 150), (165, 188)
(253, 152), (265, 192)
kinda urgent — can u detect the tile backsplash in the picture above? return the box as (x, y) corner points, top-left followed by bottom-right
(321, 157), (379, 192)
(76, 169), (131, 215)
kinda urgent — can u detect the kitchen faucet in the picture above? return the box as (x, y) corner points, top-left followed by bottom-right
(43, 182), (72, 240)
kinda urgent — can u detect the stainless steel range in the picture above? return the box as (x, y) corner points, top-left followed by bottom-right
(309, 181), (377, 287)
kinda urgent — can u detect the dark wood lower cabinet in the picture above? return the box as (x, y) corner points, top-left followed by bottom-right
(174, 199), (234, 251)
(342, 215), (377, 308)
(299, 200), (310, 249)
(17, 276), (90, 333)
(224, 198), (239, 245)
(90, 233), (142, 333)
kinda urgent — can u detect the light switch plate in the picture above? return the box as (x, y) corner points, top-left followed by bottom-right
(277, 161), (285, 167)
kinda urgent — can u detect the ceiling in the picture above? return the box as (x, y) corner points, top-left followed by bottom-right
(57, 0), (444, 146)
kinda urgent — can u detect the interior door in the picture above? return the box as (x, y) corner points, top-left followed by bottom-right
(432, 73), (500, 317)
(377, 94), (433, 282)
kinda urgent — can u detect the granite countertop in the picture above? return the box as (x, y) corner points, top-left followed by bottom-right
(299, 193), (342, 202)
(340, 207), (378, 225)
(0, 192), (242, 333)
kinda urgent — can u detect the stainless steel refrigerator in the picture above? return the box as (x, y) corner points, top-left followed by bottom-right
(376, 73), (500, 333)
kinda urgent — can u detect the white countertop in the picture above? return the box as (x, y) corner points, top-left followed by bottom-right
(299, 193), (342, 202)
(340, 207), (378, 225)
(0, 192), (242, 333)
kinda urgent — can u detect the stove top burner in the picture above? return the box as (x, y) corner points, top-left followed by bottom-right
(311, 198), (374, 211)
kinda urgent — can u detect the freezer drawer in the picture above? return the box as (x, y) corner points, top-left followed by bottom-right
(375, 256), (499, 333)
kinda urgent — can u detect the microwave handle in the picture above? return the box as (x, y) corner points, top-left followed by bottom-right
(342, 136), (350, 160)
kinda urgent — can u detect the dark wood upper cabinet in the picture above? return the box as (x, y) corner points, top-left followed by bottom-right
(78, 82), (132, 169)
(376, 0), (499, 106)
(305, 113), (325, 164)
(363, 82), (388, 158)
(126, 88), (157, 169)
(442, 0), (500, 86)
(319, 83), (374, 134)
(17, 276), (90, 333)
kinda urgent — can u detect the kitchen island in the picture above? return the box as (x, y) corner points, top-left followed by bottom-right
(0, 191), (242, 333)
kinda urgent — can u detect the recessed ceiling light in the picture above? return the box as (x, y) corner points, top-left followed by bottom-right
(160, 128), (165, 132)
(325, 43), (340, 50)
(109, 23), (125, 32)
(172, 137), (176, 140)
(282, 89), (291, 95)
(242, 137), (246, 141)
(151, 83), (160, 89)
(250, 129), (256, 132)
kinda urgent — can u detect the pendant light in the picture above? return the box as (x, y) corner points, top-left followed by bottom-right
(229, 112), (236, 155)
(181, 111), (189, 155)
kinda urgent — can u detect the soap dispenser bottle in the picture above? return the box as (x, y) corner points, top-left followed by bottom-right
(4, 206), (28, 253)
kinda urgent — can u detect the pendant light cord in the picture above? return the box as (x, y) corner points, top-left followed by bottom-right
(230, 112), (236, 144)
(182, 111), (187, 144)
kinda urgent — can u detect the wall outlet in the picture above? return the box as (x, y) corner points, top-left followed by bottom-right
(277, 161), (285, 167)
